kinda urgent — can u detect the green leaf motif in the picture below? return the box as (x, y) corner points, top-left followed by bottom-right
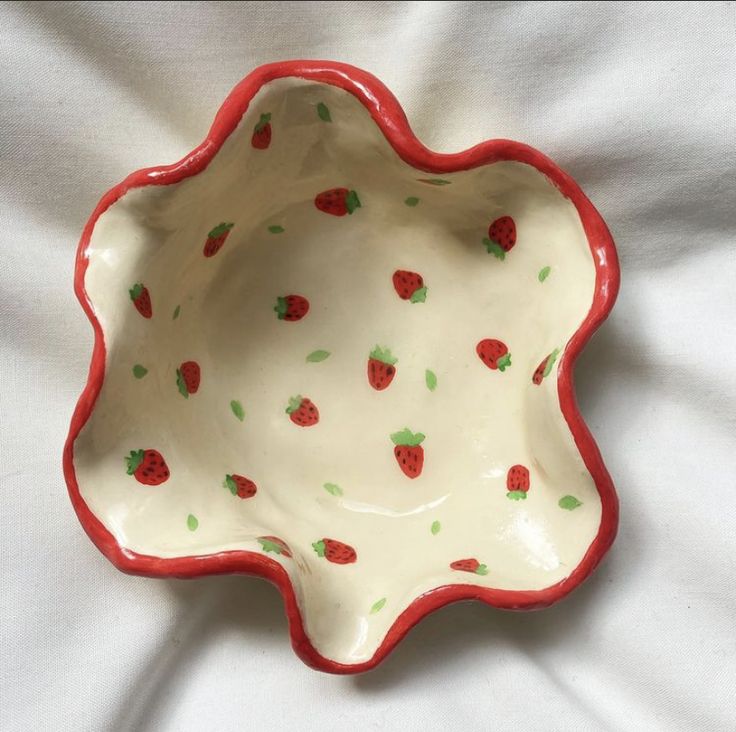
(538, 266), (551, 282)
(324, 482), (343, 497)
(230, 400), (245, 421)
(306, 350), (331, 363)
(425, 369), (437, 391)
(268, 225), (285, 234)
(172, 305), (181, 320)
(317, 102), (331, 122)
(417, 178), (451, 186)
(132, 364), (148, 379)
(431, 520), (441, 535)
(507, 491), (528, 501)
(404, 196), (420, 207)
(370, 598), (387, 614)
(559, 495), (583, 510)
(187, 514), (199, 531)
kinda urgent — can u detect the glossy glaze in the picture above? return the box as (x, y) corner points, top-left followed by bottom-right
(64, 61), (619, 673)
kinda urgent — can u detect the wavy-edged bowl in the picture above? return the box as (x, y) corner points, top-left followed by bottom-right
(64, 61), (619, 673)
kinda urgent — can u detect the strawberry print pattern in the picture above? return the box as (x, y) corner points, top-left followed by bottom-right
(125, 449), (169, 485)
(129, 283), (152, 318)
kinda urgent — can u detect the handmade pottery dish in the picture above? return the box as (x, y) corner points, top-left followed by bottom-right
(64, 61), (619, 674)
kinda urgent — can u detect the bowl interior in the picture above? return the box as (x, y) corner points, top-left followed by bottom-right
(74, 77), (601, 665)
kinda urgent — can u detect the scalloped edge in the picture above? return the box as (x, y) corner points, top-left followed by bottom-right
(63, 60), (620, 675)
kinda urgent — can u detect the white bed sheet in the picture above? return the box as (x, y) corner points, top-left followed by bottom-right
(1, 2), (734, 730)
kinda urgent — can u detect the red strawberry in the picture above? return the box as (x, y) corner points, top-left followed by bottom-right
(125, 449), (169, 485)
(476, 339), (512, 371)
(258, 536), (292, 558)
(203, 222), (234, 257)
(483, 216), (517, 259)
(507, 464), (530, 500)
(532, 348), (560, 385)
(392, 270), (427, 303)
(312, 538), (357, 564)
(286, 395), (319, 427)
(314, 188), (361, 216)
(450, 558), (489, 575)
(224, 473), (257, 499)
(251, 113), (272, 149)
(129, 283), (152, 318)
(390, 428), (425, 479)
(367, 345), (398, 390)
(274, 295), (309, 321)
(176, 360), (200, 397)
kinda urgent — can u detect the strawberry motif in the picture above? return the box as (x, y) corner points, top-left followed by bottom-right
(274, 295), (310, 322)
(507, 464), (530, 500)
(251, 113), (272, 149)
(314, 188), (361, 216)
(258, 536), (292, 557)
(224, 473), (257, 499)
(392, 270), (427, 303)
(476, 338), (511, 371)
(367, 346), (398, 390)
(483, 216), (517, 259)
(312, 538), (357, 564)
(532, 348), (560, 385)
(125, 449), (169, 485)
(450, 558), (489, 575)
(390, 428), (425, 479)
(176, 360), (200, 397)
(286, 395), (319, 427)
(203, 222), (234, 257)
(129, 283), (152, 319)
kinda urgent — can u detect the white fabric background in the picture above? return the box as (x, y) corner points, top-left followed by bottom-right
(1, 2), (734, 730)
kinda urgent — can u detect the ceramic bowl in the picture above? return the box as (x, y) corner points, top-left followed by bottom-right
(64, 61), (619, 673)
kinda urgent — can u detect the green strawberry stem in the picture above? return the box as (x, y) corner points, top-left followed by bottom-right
(129, 283), (144, 301)
(346, 190), (361, 214)
(543, 348), (560, 377)
(507, 490), (528, 501)
(208, 222), (234, 238)
(410, 286), (427, 303)
(475, 564), (489, 575)
(312, 540), (326, 557)
(369, 345), (398, 365)
(259, 538), (285, 554)
(286, 395), (303, 414)
(224, 475), (237, 495)
(483, 238), (506, 260)
(176, 369), (189, 398)
(125, 449), (144, 475)
(497, 353), (512, 372)
(390, 427), (425, 447)
(274, 296), (287, 318)
(254, 112), (271, 132)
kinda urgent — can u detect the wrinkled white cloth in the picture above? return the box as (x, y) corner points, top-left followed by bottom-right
(1, 2), (734, 730)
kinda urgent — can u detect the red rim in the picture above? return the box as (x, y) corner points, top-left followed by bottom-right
(63, 60), (620, 674)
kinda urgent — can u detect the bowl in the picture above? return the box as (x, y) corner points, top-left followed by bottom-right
(64, 61), (620, 673)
